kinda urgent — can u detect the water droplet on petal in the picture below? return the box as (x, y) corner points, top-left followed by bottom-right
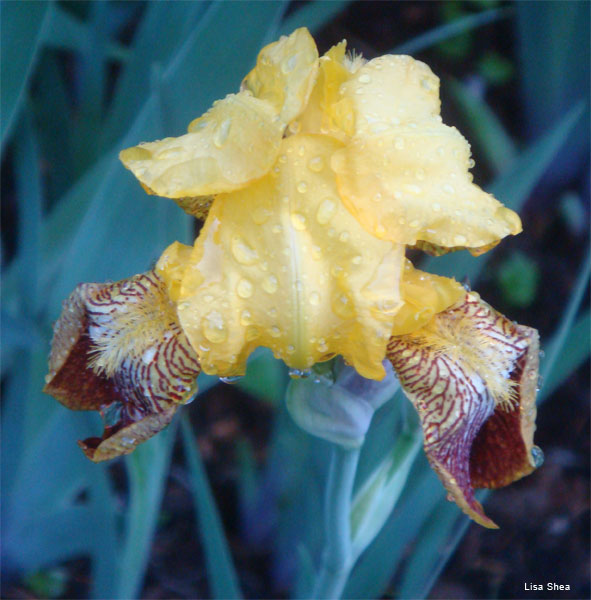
(183, 391), (198, 405)
(202, 311), (228, 343)
(453, 234), (467, 245)
(237, 278), (253, 298)
(263, 274), (278, 294)
(309, 291), (320, 305)
(213, 118), (232, 148)
(120, 436), (136, 448)
(339, 231), (350, 242)
(531, 445), (544, 468)
(240, 309), (252, 326)
(308, 155), (324, 172)
(252, 206), (272, 225)
(443, 184), (455, 194)
(231, 236), (259, 265)
(333, 293), (355, 318)
(296, 181), (308, 193)
(432, 202), (441, 212)
(220, 376), (242, 384)
(404, 184), (422, 195)
(394, 137), (405, 150)
(358, 73), (371, 84)
(316, 198), (337, 225)
(281, 54), (297, 73)
(270, 325), (281, 338)
(291, 213), (307, 230)
(289, 368), (311, 379)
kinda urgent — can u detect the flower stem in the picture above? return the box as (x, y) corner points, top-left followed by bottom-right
(311, 444), (360, 600)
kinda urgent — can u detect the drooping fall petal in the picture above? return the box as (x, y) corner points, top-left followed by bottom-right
(157, 134), (405, 381)
(119, 92), (284, 210)
(242, 27), (319, 125)
(387, 292), (540, 528)
(43, 271), (201, 462)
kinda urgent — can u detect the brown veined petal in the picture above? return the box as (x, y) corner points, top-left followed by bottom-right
(392, 260), (465, 336)
(332, 122), (522, 251)
(157, 133), (406, 381)
(43, 271), (201, 462)
(338, 55), (441, 136)
(119, 92), (284, 210)
(387, 292), (540, 528)
(242, 27), (319, 125)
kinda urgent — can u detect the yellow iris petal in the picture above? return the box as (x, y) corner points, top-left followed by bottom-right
(157, 134), (405, 380)
(393, 260), (465, 335)
(331, 122), (522, 249)
(295, 40), (355, 140)
(339, 55), (440, 136)
(119, 92), (283, 203)
(242, 27), (319, 125)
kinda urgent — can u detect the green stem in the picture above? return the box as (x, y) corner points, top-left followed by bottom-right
(311, 444), (360, 600)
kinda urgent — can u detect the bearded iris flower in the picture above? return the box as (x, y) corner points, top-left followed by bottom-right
(44, 28), (540, 528)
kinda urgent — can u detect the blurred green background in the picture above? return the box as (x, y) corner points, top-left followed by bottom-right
(1, 1), (589, 598)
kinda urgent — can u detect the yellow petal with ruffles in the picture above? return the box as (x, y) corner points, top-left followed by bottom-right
(119, 92), (283, 204)
(242, 27), (319, 125)
(392, 260), (465, 336)
(339, 55), (441, 136)
(332, 122), (522, 250)
(295, 41), (354, 140)
(157, 134), (405, 381)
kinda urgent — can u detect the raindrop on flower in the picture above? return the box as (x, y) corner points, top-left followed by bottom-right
(316, 198), (337, 225)
(220, 376), (242, 384)
(231, 236), (259, 265)
(237, 278), (253, 298)
(213, 118), (232, 148)
(291, 213), (307, 230)
(308, 155), (324, 172)
(202, 311), (228, 343)
(262, 274), (278, 294)
(289, 368), (312, 379)
(296, 181), (308, 193)
(531, 445), (544, 468)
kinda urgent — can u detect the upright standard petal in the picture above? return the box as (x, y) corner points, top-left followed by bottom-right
(294, 41), (355, 141)
(338, 55), (441, 136)
(242, 27), (319, 125)
(119, 92), (284, 210)
(43, 271), (201, 461)
(157, 134), (405, 381)
(387, 292), (540, 528)
(332, 123), (522, 251)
